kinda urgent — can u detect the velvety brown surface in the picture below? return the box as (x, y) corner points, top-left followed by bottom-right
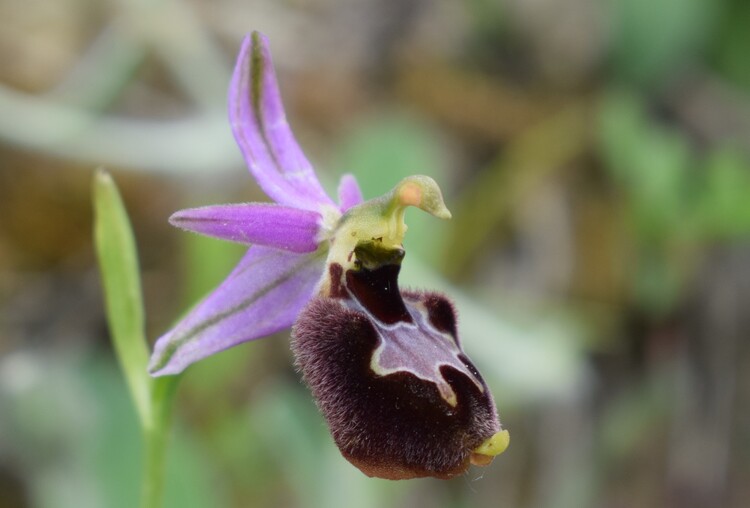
(291, 291), (500, 479)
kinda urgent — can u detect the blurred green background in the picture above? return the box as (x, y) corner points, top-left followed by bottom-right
(1, 0), (749, 507)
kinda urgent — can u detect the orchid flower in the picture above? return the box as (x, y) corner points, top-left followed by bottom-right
(148, 31), (508, 480)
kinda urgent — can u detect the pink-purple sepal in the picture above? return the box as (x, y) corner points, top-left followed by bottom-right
(149, 245), (324, 376)
(169, 203), (321, 253)
(229, 32), (334, 211)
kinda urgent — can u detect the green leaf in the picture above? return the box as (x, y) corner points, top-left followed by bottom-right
(93, 169), (153, 428)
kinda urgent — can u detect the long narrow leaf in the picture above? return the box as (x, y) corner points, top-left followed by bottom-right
(93, 169), (153, 428)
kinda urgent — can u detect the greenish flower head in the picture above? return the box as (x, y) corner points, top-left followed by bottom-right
(320, 175), (450, 293)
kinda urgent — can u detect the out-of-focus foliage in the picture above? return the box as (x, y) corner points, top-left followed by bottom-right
(1, 1), (749, 508)
(599, 91), (750, 313)
(609, 0), (717, 86)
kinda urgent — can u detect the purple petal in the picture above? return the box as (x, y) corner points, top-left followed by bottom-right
(337, 173), (364, 212)
(229, 32), (334, 211)
(149, 246), (324, 375)
(170, 203), (321, 253)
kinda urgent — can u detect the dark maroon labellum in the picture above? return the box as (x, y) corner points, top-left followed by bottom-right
(291, 242), (501, 480)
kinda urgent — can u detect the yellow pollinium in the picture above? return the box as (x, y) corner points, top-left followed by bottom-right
(470, 430), (510, 466)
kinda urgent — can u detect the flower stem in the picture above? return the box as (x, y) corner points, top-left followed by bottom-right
(141, 376), (181, 508)
(92, 170), (182, 508)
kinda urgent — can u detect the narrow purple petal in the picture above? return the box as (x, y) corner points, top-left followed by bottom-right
(169, 203), (321, 253)
(337, 173), (364, 212)
(149, 246), (325, 376)
(229, 32), (334, 211)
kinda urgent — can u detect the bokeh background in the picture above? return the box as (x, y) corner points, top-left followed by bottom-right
(1, 0), (750, 507)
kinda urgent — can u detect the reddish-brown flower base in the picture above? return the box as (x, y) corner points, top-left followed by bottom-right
(292, 290), (500, 480)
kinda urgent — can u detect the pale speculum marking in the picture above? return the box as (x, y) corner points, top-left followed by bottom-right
(339, 295), (484, 407)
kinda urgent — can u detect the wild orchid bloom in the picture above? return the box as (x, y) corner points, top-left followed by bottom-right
(148, 31), (508, 480)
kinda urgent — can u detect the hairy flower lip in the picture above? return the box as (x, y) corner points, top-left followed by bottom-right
(293, 240), (501, 479)
(292, 284), (501, 480)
